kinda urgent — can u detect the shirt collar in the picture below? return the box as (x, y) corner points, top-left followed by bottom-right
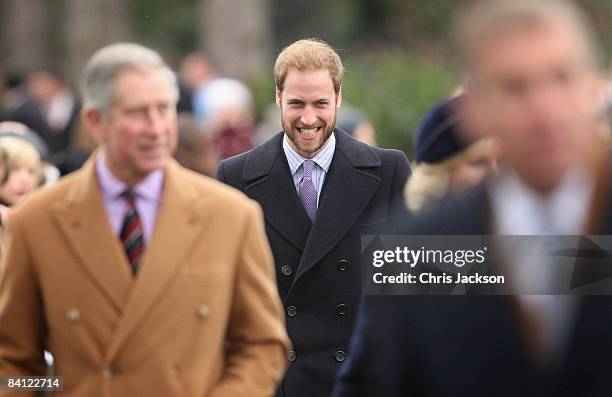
(490, 166), (594, 235)
(95, 151), (164, 203)
(282, 131), (336, 176)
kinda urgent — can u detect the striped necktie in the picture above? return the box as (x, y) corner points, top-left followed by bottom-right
(120, 190), (144, 275)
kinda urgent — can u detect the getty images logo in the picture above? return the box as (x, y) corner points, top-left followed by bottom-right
(371, 246), (488, 269)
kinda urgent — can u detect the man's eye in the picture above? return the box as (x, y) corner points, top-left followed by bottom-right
(126, 108), (147, 117)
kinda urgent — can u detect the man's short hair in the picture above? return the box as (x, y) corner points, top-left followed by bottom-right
(274, 38), (344, 93)
(453, 0), (603, 74)
(80, 42), (179, 113)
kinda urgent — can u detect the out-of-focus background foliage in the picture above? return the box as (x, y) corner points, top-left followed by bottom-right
(0, 0), (610, 155)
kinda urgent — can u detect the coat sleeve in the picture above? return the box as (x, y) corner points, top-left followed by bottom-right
(0, 213), (46, 397)
(216, 160), (227, 183)
(208, 201), (290, 397)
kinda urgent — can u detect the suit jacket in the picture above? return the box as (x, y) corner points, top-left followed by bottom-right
(332, 180), (612, 397)
(0, 156), (290, 397)
(217, 130), (410, 397)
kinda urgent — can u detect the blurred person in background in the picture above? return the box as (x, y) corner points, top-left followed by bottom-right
(3, 70), (79, 162)
(0, 42), (290, 397)
(405, 94), (500, 212)
(217, 38), (410, 397)
(0, 121), (61, 186)
(0, 135), (43, 207)
(206, 77), (255, 159)
(0, 123), (50, 246)
(180, 51), (255, 159)
(0, 72), (48, 139)
(27, 70), (79, 154)
(180, 52), (217, 122)
(333, 0), (611, 396)
(174, 113), (219, 177)
(337, 103), (378, 147)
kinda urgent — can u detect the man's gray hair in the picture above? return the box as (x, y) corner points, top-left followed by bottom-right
(453, 0), (603, 73)
(80, 42), (179, 113)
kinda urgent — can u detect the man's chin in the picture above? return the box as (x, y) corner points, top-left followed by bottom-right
(295, 140), (323, 156)
(516, 163), (570, 194)
(138, 157), (169, 173)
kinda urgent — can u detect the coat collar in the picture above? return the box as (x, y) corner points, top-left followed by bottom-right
(51, 155), (133, 312)
(243, 129), (381, 182)
(51, 155), (212, 362)
(241, 130), (383, 282)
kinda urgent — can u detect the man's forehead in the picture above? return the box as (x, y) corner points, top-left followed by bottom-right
(113, 66), (173, 104)
(115, 65), (166, 85)
(471, 22), (590, 81)
(280, 70), (335, 100)
(284, 68), (333, 87)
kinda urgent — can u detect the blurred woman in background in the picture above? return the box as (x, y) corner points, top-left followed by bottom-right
(0, 136), (43, 207)
(405, 94), (500, 212)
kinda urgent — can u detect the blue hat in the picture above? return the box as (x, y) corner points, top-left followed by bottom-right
(413, 95), (467, 164)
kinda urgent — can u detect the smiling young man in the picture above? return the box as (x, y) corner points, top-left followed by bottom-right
(0, 42), (290, 397)
(217, 38), (411, 397)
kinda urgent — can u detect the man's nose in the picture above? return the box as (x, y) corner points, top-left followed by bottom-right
(146, 108), (166, 136)
(300, 108), (317, 126)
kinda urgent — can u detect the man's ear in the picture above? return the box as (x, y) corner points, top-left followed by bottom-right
(81, 107), (106, 144)
(336, 88), (342, 108)
(275, 88), (281, 108)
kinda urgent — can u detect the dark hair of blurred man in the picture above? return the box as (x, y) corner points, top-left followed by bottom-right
(332, 1), (610, 396)
(0, 42), (290, 397)
(217, 38), (411, 397)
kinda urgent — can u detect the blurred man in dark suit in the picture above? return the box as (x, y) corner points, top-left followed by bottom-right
(333, 1), (611, 396)
(217, 38), (410, 397)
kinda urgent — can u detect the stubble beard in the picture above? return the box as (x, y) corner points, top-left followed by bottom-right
(282, 110), (336, 158)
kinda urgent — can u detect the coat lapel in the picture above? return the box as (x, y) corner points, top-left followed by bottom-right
(51, 156), (133, 313)
(105, 161), (210, 361)
(293, 131), (382, 282)
(243, 133), (311, 251)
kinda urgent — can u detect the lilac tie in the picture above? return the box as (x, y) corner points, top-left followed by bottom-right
(299, 160), (317, 223)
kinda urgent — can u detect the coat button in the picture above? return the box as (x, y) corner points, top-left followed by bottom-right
(286, 306), (297, 317)
(196, 305), (210, 319)
(337, 259), (349, 271)
(288, 350), (296, 362)
(66, 308), (80, 322)
(103, 368), (113, 380)
(337, 304), (348, 316)
(335, 350), (346, 362)
(281, 265), (293, 276)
